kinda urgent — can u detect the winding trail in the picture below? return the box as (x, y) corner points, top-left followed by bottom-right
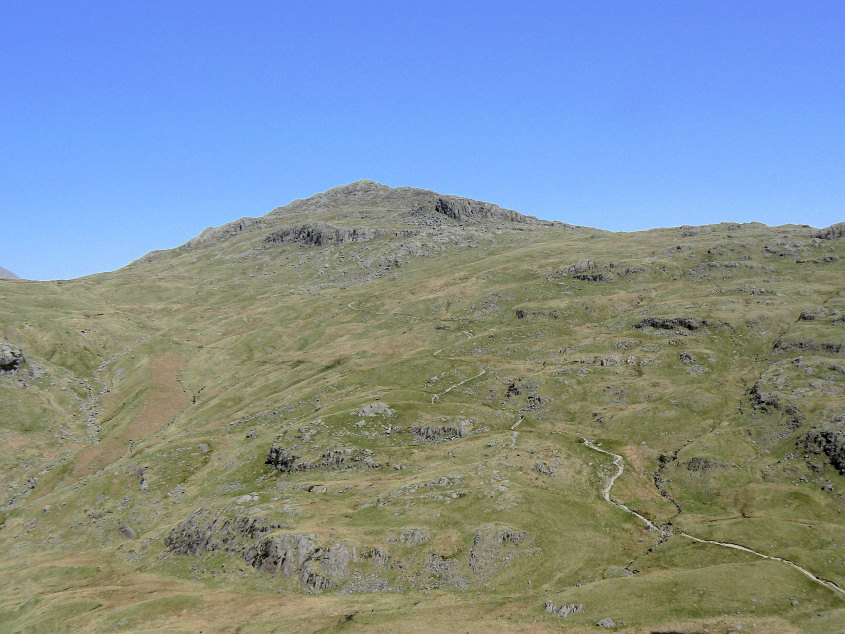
(581, 438), (845, 599)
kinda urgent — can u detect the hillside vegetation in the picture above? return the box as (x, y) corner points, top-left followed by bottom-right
(1, 181), (843, 632)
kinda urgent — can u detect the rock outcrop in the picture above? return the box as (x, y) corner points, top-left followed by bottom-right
(545, 601), (582, 617)
(165, 509), (354, 591)
(773, 339), (843, 354)
(432, 196), (534, 224)
(265, 446), (299, 473)
(815, 222), (845, 240)
(804, 430), (845, 475)
(184, 217), (269, 250)
(410, 421), (472, 444)
(265, 445), (380, 473)
(635, 317), (704, 331)
(164, 509), (281, 556)
(244, 534), (353, 590)
(354, 402), (396, 417)
(469, 526), (528, 574)
(0, 343), (23, 372)
(262, 223), (399, 248)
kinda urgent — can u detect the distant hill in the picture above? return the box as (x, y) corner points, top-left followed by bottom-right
(0, 266), (18, 279)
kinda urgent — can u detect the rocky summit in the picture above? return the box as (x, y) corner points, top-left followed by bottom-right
(1, 181), (843, 632)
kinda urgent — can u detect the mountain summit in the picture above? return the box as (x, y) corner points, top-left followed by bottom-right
(135, 181), (569, 283)
(180, 180), (550, 250)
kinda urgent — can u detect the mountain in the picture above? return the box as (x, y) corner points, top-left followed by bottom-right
(0, 266), (18, 279)
(0, 182), (843, 632)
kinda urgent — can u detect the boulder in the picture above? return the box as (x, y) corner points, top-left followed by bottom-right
(679, 352), (696, 364)
(0, 343), (23, 371)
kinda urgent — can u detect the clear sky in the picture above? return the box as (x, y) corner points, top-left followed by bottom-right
(2, 1), (843, 280)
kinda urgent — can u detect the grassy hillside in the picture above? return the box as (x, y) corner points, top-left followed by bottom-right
(1, 182), (843, 632)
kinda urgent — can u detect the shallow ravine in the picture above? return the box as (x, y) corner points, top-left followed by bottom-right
(580, 437), (845, 600)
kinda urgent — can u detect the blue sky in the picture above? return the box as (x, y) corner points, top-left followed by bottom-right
(1, 1), (843, 280)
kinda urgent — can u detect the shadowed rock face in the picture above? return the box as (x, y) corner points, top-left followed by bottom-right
(804, 430), (845, 474)
(165, 510), (352, 591)
(634, 317), (704, 331)
(433, 196), (533, 223)
(263, 223), (394, 247)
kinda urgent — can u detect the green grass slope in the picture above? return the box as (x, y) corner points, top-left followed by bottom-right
(0, 181), (843, 632)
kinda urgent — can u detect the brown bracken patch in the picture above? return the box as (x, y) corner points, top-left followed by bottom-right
(73, 353), (187, 478)
(124, 353), (187, 441)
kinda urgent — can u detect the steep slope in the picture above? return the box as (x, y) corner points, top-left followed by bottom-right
(0, 183), (843, 632)
(0, 266), (18, 279)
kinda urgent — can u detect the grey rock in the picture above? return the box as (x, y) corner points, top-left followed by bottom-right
(573, 273), (613, 282)
(323, 542), (353, 577)
(635, 317), (704, 331)
(263, 223), (395, 248)
(774, 339), (843, 354)
(433, 196), (534, 223)
(410, 421), (472, 444)
(596, 617), (615, 628)
(308, 448), (381, 471)
(798, 306), (844, 325)
(535, 461), (557, 477)
(682, 456), (725, 472)
(354, 402), (395, 417)
(242, 531), (352, 591)
(399, 528), (429, 545)
(804, 430), (845, 475)
(266, 444), (380, 473)
(470, 526), (528, 574)
(566, 259), (596, 275)
(545, 601), (582, 617)
(265, 446), (299, 473)
(340, 574), (390, 593)
(679, 352), (696, 364)
(183, 216), (269, 250)
(119, 524), (137, 539)
(165, 509), (281, 556)
(815, 222), (845, 240)
(0, 343), (23, 372)
(362, 547), (391, 564)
